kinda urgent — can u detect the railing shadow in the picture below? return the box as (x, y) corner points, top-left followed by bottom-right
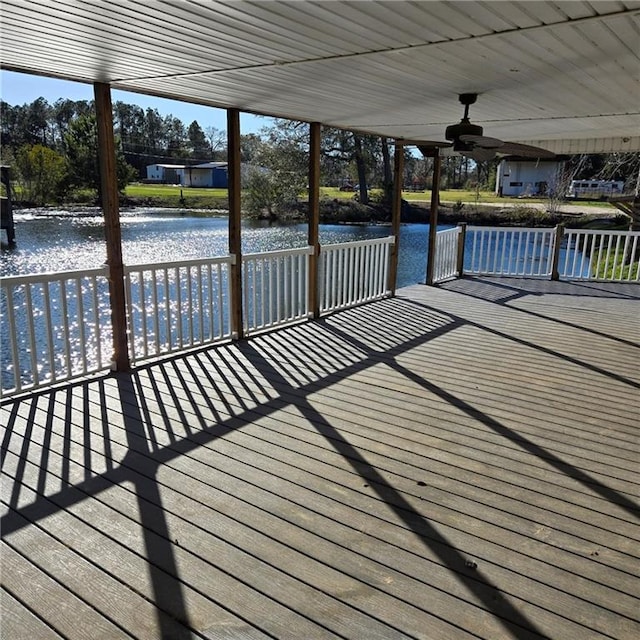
(436, 276), (640, 349)
(2, 284), (638, 637)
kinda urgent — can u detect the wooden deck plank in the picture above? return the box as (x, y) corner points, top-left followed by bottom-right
(1, 403), (526, 639)
(1, 588), (65, 640)
(3, 382), (636, 628)
(122, 362), (640, 563)
(2, 278), (639, 640)
(170, 344), (640, 504)
(1, 542), (132, 639)
(2, 450), (404, 640)
(21, 364), (640, 576)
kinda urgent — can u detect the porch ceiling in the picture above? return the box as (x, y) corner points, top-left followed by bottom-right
(2, 0), (640, 153)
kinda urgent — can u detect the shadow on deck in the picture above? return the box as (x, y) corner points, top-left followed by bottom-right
(2, 278), (639, 639)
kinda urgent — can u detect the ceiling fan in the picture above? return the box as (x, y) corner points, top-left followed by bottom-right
(419, 93), (555, 162)
(405, 93), (556, 162)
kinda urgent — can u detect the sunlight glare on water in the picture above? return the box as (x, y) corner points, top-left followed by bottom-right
(1, 208), (435, 288)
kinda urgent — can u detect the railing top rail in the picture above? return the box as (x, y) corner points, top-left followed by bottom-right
(564, 228), (640, 237)
(436, 227), (461, 235)
(1, 265), (108, 286)
(123, 254), (235, 273)
(466, 225), (556, 233)
(242, 246), (314, 260)
(320, 236), (395, 251)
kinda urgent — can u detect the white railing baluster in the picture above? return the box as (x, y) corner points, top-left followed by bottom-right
(629, 235), (639, 282)
(41, 281), (54, 380)
(611, 235), (622, 280)
(75, 277), (87, 375)
(91, 275), (103, 370)
(150, 270), (159, 354)
(24, 284), (39, 386)
(4, 286), (20, 393)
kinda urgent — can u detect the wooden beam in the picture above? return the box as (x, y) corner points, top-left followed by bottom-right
(550, 224), (565, 281)
(308, 122), (321, 318)
(227, 109), (243, 339)
(426, 151), (442, 286)
(94, 82), (129, 371)
(387, 142), (404, 294)
(456, 222), (467, 276)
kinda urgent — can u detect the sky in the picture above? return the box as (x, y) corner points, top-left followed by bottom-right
(0, 70), (268, 134)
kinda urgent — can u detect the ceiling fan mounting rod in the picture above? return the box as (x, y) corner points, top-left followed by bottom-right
(459, 93), (478, 120)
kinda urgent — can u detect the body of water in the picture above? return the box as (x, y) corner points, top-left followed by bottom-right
(1, 208), (441, 288)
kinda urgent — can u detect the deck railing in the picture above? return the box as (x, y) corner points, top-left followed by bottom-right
(17, 227), (638, 396)
(124, 255), (234, 362)
(560, 229), (640, 282)
(319, 236), (394, 313)
(242, 246), (313, 335)
(464, 226), (556, 277)
(1, 266), (111, 395)
(432, 227), (461, 283)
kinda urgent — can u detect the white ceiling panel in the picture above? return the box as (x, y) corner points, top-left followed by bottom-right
(1, 0), (639, 152)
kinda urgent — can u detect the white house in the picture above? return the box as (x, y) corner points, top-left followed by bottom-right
(145, 164), (186, 184)
(146, 162), (228, 187)
(495, 159), (564, 197)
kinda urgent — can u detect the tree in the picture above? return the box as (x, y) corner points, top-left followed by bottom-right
(205, 126), (226, 160)
(164, 115), (187, 158)
(243, 121), (308, 217)
(64, 113), (136, 195)
(14, 144), (67, 205)
(144, 108), (165, 155)
(187, 120), (209, 159)
(25, 97), (51, 146)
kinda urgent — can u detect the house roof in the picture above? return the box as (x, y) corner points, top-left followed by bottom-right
(2, 1), (639, 153)
(194, 162), (229, 169)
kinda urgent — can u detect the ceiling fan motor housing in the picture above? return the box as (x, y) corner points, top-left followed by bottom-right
(445, 120), (484, 142)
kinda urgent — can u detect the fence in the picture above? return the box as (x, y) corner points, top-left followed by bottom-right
(319, 236), (394, 313)
(124, 256), (234, 362)
(3, 237), (395, 396)
(559, 229), (639, 282)
(242, 246), (313, 335)
(432, 227), (461, 283)
(464, 226), (557, 277)
(1, 267), (111, 395)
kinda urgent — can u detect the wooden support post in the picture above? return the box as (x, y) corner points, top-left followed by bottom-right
(456, 222), (467, 277)
(308, 122), (321, 318)
(550, 223), (564, 281)
(387, 142), (404, 295)
(227, 108), (243, 339)
(94, 82), (129, 371)
(426, 151), (441, 285)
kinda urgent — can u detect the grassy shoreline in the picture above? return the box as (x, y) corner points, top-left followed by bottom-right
(14, 183), (622, 228)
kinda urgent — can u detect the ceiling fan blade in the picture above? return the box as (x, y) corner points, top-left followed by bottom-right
(400, 140), (452, 147)
(461, 148), (497, 162)
(459, 134), (504, 149)
(495, 141), (556, 158)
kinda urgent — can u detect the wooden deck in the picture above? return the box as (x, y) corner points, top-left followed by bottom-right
(2, 277), (639, 640)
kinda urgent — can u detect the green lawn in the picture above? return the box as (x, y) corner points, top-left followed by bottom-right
(124, 183), (613, 210)
(125, 184), (228, 198)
